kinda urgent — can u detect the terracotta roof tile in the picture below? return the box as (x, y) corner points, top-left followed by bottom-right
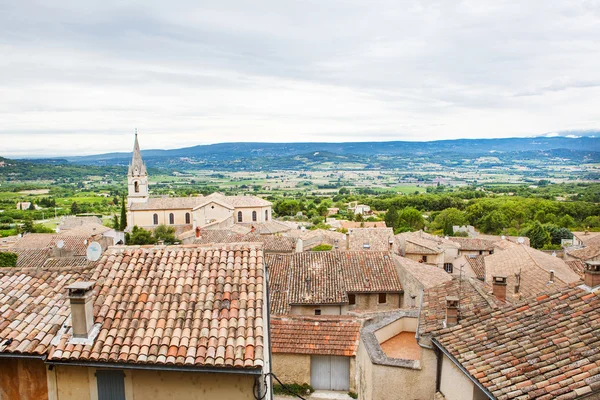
(47, 244), (266, 370)
(266, 251), (402, 314)
(271, 316), (361, 356)
(395, 255), (452, 288)
(347, 228), (395, 252)
(464, 255), (486, 280)
(449, 237), (496, 251)
(434, 285), (600, 399)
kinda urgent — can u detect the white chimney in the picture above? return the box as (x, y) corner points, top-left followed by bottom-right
(67, 282), (96, 338)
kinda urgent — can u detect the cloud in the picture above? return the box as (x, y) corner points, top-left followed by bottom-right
(0, 0), (599, 156)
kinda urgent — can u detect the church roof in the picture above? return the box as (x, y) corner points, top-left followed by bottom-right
(128, 133), (147, 177)
(130, 194), (272, 211)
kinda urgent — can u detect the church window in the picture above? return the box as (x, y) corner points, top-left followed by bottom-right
(134, 181), (139, 193)
(153, 214), (158, 225)
(252, 211), (257, 222)
(265, 210), (269, 221)
(169, 213), (175, 225)
(237, 211), (243, 222)
(185, 213), (191, 224)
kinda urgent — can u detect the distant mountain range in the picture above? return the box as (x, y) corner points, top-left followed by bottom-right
(48, 136), (598, 166)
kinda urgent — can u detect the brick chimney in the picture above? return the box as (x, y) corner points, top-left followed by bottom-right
(584, 261), (600, 289)
(67, 281), (96, 338)
(492, 275), (507, 301)
(445, 296), (459, 327)
(195, 227), (201, 238)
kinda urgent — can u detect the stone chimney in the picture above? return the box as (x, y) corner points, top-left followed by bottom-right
(346, 232), (350, 251)
(492, 275), (507, 301)
(67, 282), (96, 338)
(584, 261), (600, 289)
(445, 296), (459, 327)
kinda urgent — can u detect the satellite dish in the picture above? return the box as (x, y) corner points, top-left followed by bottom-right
(86, 242), (102, 261)
(517, 237), (525, 244)
(84, 239), (88, 245)
(56, 240), (65, 249)
(501, 235), (506, 240)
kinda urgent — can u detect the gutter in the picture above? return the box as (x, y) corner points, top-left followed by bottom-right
(431, 338), (495, 400)
(45, 360), (263, 376)
(0, 353), (46, 360)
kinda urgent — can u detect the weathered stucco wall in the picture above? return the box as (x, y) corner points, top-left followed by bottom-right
(54, 365), (257, 400)
(404, 253), (444, 268)
(393, 263), (426, 309)
(193, 202), (234, 226)
(356, 342), (437, 400)
(439, 355), (476, 400)
(128, 208), (192, 228)
(272, 354), (311, 385)
(373, 317), (418, 344)
(349, 293), (402, 312)
(0, 358), (48, 400)
(290, 304), (343, 316)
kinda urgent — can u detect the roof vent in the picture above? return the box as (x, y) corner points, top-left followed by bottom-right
(548, 270), (555, 284)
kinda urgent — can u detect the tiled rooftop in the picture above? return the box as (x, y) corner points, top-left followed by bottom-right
(568, 245), (600, 262)
(484, 245), (581, 300)
(449, 237), (495, 251)
(45, 245), (266, 369)
(463, 254), (486, 280)
(565, 260), (587, 278)
(271, 316), (360, 356)
(193, 230), (297, 253)
(0, 266), (96, 355)
(347, 228), (395, 252)
(266, 252), (403, 314)
(419, 277), (505, 335)
(395, 255), (452, 289)
(434, 285), (600, 399)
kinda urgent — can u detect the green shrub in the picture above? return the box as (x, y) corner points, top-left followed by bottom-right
(0, 252), (18, 268)
(272, 383), (314, 396)
(348, 392), (358, 399)
(311, 244), (333, 252)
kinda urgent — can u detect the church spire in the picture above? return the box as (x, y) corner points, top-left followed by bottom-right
(128, 129), (147, 177)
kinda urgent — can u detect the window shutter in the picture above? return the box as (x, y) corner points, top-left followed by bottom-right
(96, 370), (126, 400)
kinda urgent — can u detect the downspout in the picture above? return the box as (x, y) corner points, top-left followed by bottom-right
(414, 289), (433, 349)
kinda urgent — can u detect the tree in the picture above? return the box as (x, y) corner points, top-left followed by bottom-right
(126, 226), (155, 245)
(0, 252), (18, 268)
(276, 199), (300, 217)
(398, 207), (425, 231)
(154, 225), (177, 244)
(479, 210), (508, 234)
(432, 208), (466, 236)
(70, 202), (80, 215)
(112, 215), (120, 230)
(524, 221), (551, 249)
(384, 205), (400, 230)
(22, 218), (34, 233)
(119, 197), (127, 231)
(558, 214), (575, 229)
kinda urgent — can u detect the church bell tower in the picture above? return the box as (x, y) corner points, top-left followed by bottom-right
(127, 131), (149, 206)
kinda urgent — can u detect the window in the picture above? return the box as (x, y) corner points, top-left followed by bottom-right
(185, 213), (191, 224)
(378, 293), (387, 304)
(479, 250), (483, 255)
(348, 294), (356, 305)
(169, 213), (174, 225)
(444, 263), (453, 273)
(96, 370), (125, 400)
(422, 255), (428, 262)
(134, 181), (139, 193)
(265, 210), (269, 221)
(252, 211), (257, 222)
(314, 309), (322, 316)
(153, 214), (158, 225)
(237, 211), (243, 222)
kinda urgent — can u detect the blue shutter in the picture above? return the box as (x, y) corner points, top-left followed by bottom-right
(96, 370), (125, 400)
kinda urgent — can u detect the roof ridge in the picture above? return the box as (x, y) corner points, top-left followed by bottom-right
(522, 245), (568, 284)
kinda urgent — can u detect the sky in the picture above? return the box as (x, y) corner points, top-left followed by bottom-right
(1, 0), (599, 157)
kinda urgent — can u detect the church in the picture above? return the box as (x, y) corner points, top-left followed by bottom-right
(126, 134), (273, 232)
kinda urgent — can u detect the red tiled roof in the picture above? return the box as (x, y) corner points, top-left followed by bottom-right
(0, 266), (96, 355)
(450, 237), (495, 251)
(48, 245), (266, 369)
(568, 245), (600, 262)
(0, 248), (51, 269)
(194, 230), (297, 253)
(419, 278), (506, 335)
(565, 260), (586, 277)
(266, 252), (402, 314)
(434, 285), (600, 399)
(463, 255), (486, 280)
(271, 316), (360, 356)
(347, 228), (395, 251)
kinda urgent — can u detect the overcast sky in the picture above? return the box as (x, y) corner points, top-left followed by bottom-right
(1, 0), (599, 157)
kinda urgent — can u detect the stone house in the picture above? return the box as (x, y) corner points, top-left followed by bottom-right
(267, 251), (404, 317)
(393, 255), (452, 308)
(271, 316), (360, 392)
(395, 231), (459, 271)
(0, 244), (272, 400)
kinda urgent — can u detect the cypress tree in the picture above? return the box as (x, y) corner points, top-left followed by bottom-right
(119, 197), (127, 231)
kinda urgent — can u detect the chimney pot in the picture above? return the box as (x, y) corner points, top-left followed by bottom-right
(492, 275), (507, 301)
(67, 281), (95, 338)
(445, 296), (459, 327)
(549, 270), (555, 283)
(584, 261), (600, 289)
